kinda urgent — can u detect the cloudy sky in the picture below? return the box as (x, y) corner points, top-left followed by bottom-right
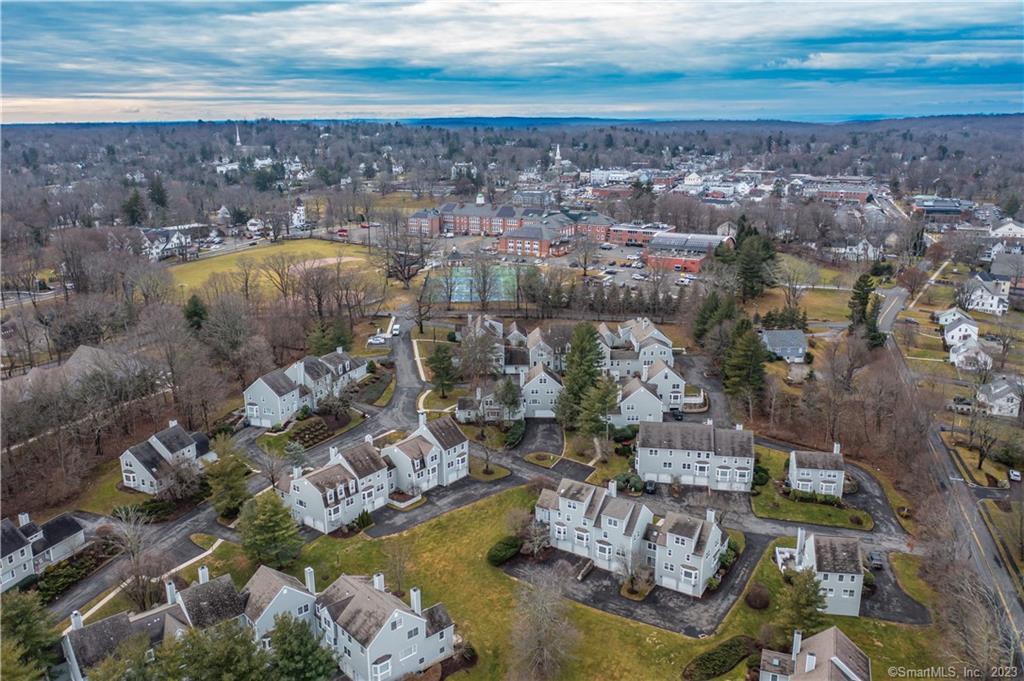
(3, 1), (1022, 123)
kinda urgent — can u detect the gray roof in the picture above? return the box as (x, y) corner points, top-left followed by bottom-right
(503, 225), (565, 242)
(66, 613), (132, 671)
(242, 565), (308, 623)
(316, 575), (413, 646)
(127, 440), (167, 476)
(1, 518), (28, 557)
(321, 349), (365, 371)
(637, 422), (753, 459)
(536, 488), (559, 510)
(760, 649), (795, 676)
(978, 374), (1024, 403)
(425, 415), (468, 451)
(153, 423), (196, 454)
(298, 356), (332, 382)
(609, 348), (639, 360)
(792, 450), (845, 470)
(306, 463), (355, 496)
(504, 346), (529, 366)
(813, 535), (861, 574)
(557, 478), (593, 503)
(38, 513), (84, 549)
(648, 232), (729, 253)
(620, 377), (657, 400)
(260, 368), (299, 397)
(179, 574), (247, 629)
(423, 602), (453, 637)
(342, 442), (388, 479)
(661, 511), (702, 541)
(992, 253), (1024, 278)
(524, 364), (562, 385)
(761, 329), (807, 354)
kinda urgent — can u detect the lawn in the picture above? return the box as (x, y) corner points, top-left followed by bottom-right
(37, 458), (145, 521)
(414, 339), (456, 381)
(524, 451), (560, 468)
(179, 487), (944, 680)
(979, 499), (1024, 598)
(422, 387), (467, 411)
(82, 589), (135, 625)
(940, 431), (1009, 487)
(776, 253), (847, 287)
(373, 376), (396, 407)
(888, 553), (937, 611)
(256, 410), (365, 456)
(585, 453), (633, 486)
(750, 288), (851, 323)
(168, 240), (369, 292)
(752, 446), (874, 530)
(563, 434), (596, 465)
(469, 455), (511, 481)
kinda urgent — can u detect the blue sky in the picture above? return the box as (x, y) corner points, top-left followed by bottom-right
(2, 1), (1022, 123)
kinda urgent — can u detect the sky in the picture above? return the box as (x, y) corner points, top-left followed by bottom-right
(2, 1), (1023, 123)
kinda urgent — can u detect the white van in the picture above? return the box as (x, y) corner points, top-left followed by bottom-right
(391, 324), (401, 337)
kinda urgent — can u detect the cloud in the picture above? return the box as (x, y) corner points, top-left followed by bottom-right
(1, 1), (1021, 122)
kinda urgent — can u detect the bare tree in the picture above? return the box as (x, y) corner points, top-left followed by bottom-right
(260, 252), (299, 300)
(777, 257), (818, 309)
(251, 443), (290, 489)
(510, 560), (580, 681)
(943, 567), (1018, 677)
(613, 545), (649, 596)
(232, 256), (261, 304)
(896, 266), (929, 300)
(992, 319), (1018, 371)
(111, 507), (164, 610)
(470, 252), (497, 311)
(573, 234), (599, 278)
(383, 535), (413, 597)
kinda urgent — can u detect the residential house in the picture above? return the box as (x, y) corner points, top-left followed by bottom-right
(642, 359), (702, 411)
(521, 364), (562, 418)
(635, 421), (754, 492)
(991, 219), (1024, 240)
(788, 445), (846, 498)
(609, 377), (663, 426)
(934, 307), (969, 326)
(382, 415), (469, 495)
(761, 330), (808, 364)
(526, 327), (560, 370)
(244, 348), (366, 427)
(942, 313), (978, 347)
(140, 228), (192, 261)
(602, 318), (674, 378)
(242, 565), (317, 643)
(2, 513), (86, 592)
(964, 274), (1010, 316)
(976, 374), (1024, 418)
(644, 508), (728, 597)
(949, 340), (993, 371)
(825, 237), (879, 263)
(455, 381), (525, 425)
(992, 253), (1024, 289)
(120, 420), (212, 495)
(759, 627), (871, 681)
(775, 528), (863, 616)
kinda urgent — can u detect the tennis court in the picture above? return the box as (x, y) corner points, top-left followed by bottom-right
(448, 265), (517, 302)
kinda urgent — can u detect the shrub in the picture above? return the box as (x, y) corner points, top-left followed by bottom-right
(862, 570), (876, 589)
(745, 582), (770, 609)
(850, 514), (864, 526)
(682, 636), (755, 681)
(367, 360), (377, 373)
(615, 444), (633, 457)
(355, 510), (373, 529)
(462, 644), (477, 662)
(614, 472), (643, 493)
(804, 352), (814, 364)
(719, 548), (737, 569)
(504, 420), (526, 449)
(35, 539), (120, 603)
(746, 652), (762, 670)
(752, 465), (770, 487)
(706, 576), (721, 591)
(296, 405), (312, 421)
(486, 535), (523, 566)
(447, 331), (458, 343)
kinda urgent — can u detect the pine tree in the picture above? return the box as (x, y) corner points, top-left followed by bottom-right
(864, 296), (886, 348)
(86, 634), (156, 681)
(284, 440), (306, 467)
(183, 294), (208, 330)
(0, 590), (59, 671)
(777, 569), (826, 637)
(848, 274), (874, 327)
(723, 328), (767, 418)
(577, 376), (619, 459)
(495, 377), (522, 425)
(427, 344), (457, 398)
(269, 613), (338, 681)
(560, 323), (604, 428)
(148, 174), (168, 208)
(122, 188), (145, 225)
(205, 442), (251, 519)
(238, 493), (303, 568)
(156, 621), (270, 679)
(0, 638), (44, 681)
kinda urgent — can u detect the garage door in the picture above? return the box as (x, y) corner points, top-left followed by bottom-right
(534, 409), (555, 418)
(657, 474), (671, 484)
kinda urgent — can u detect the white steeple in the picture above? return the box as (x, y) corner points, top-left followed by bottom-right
(555, 144), (561, 164)
(235, 124), (241, 147)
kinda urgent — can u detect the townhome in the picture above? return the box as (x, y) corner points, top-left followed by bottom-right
(775, 528), (863, 617)
(761, 329), (808, 364)
(244, 348), (366, 428)
(942, 313), (979, 346)
(933, 306), (969, 326)
(335, 438), (395, 515)
(949, 340), (993, 370)
(609, 377), (663, 426)
(242, 565), (317, 643)
(788, 445), (846, 498)
(383, 415), (469, 494)
(505, 321), (528, 346)
(534, 478), (654, 575)
(317, 572), (455, 681)
(502, 346), (530, 379)
(642, 359), (702, 411)
(526, 327), (559, 370)
(635, 421), (754, 492)
(2, 513), (86, 592)
(455, 381), (525, 425)
(120, 420), (213, 495)
(760, 628), (871, 681)
(279, 455), (359, 534)
(976, 374), (1024, 418)
(521, 364), (562, 418)
(645, 508), (727, 597)
(964, 274), (1010, 316)
(602, 318), (674, 378)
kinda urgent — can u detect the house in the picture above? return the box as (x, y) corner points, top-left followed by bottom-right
(505, 321), (528, 346)
(2, 513), (86, 592)
(645, 507), (728, 597)
(2, 344), (148, 404)
(502, 346), (531, 379)
(455, 381), (525, 424)
(949, 340), (993, 371)
(761, 330), (808, 364)
(963, 275), (1010, 316)
(526, 327), (559, 370)
(635, 421), (754, 492)
(759, 627), (871, 681)
(317, 572), (455, 681)
(120, 420), (212, 495)
(991, 219), (1024, 240)
(976, 374), (1024, 418)
(242, 565), (317, 643)
(244, 348), (366, 427)
(992, 253), (1024, 289)
(382, 414), (469, 495)
(942, 314), (979, 347)
(139, 228), (192, 261)
(775, 528), (863, 616)
(521, 364), (562, 418)
(934, 307), (969, 326)
(602, 318), (674, 378)
(788, 445), (845, 498)
(824, 237), (879, 263)
(609, 377), (663, 426)
(642, 359), (702, 411)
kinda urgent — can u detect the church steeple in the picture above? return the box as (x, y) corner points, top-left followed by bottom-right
(235, 124), (241, 147)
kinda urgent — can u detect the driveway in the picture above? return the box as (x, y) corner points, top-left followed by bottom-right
(676, 352), (733, 425)
(861, 554), (931, 624)
(551, 458), (593, 482)
(505, 533), (771, 637)
(511, 419), (563, 456)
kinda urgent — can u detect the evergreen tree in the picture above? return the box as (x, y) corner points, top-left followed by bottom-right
(148, 174), (167, 208)
(87, 634), (157, 681)
(494, 377), (522, 426)
(0, 590), (59, 671)
(122, 188), (145, 225)
(577, 376), (619, 459)
(777, 569), (827, 637)
(864, 296), (886, 348)
(427, 344), (457, 398)
(307, 319), (352, 355)
(269, 613), (338, 681)
(238, 492), (303, 568)
(735, 235), (774, 301)
(723, 328), (767, 418)
(284, 440), (307, 467)
(694, 292), (720, 344)
(848, 274), (874, 327)
(205, 437), (251, 519)
(0, 638), (44, 681)
(156, 621), (270, 679)
(559, 324), (604, 428)
(183, 294), (208, 331)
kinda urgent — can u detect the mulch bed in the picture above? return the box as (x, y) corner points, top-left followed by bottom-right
(440, 651), (477, 679)
(319, 411), (352, 432)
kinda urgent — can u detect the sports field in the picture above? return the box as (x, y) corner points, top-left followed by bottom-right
(448, 265), (517, 302)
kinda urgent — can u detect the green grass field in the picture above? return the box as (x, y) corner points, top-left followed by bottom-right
(752, 446), (874, 530)
(37, 458), (145, 521)
(776, 253), (847, 287)
(751, 288), (851, 323)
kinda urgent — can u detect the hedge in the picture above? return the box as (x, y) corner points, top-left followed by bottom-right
(682, 636), (757, 681)
(36, 540), (120, 604)
(504, 420), (526, 449)
(486, 536), (523, 566)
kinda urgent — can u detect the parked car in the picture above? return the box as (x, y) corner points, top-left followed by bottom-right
(367, 335), (388, 346)
(391, 324), (401, 336)
(632, 261), (645, 269)
(600, 242), (614, 250)
(443, 232), (455, 239)
(533, 259), (543, 265)
(604, 269), (617, 275)
(643, 480), (657, 494)
(670, 410), (686, 421)
(1010, 470), (1022, 483)
(867, 552), (884, 570)
(631, 273), (646, 281)
(607, 260), (617, 266)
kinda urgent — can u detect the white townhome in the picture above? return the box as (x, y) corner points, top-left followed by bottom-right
(521, 364), (562, 418)
(964, 273), (1009, 316)
(976, 374), (1024, 418)
(759, 627), (872, 681)
(119, 420), (214, 495)
(1, 513), (86, 592)
(608, 377), (664, 426)
(643, 359), (702, 411)
(635, 421), (754, 492)
(526, 327), (560, 370)
(534, 478), (727, 597)
(949, 340), (993, 371)
(382, 414), (469, 495)
(242, 565), (318, 643)
(942, 313), (979, 347)
(601, 318), (674, 379)
(775, 528), (863, 617)
(788, 445), (846, 498)
(455, 380), (526, 424)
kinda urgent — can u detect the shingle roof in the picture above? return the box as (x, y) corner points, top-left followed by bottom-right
(342, 442), (388, 479)
(637, 422), (753, 459)
(179, 574), (247, 629)
(762, 329), (807, 354)
(306, 463), (355, 495)
(524, 363), (562, 385)
(66, 613), (132, 671)
(423, 602), (453, 637)
(662, 511), (702, 541)
(298, 356), (332, 382)
(127, 440), (167, 476)
(316, 575), (412, 646)
(620, 377), (657, 400)
(504, 346), (529, 366)
(792, 450), (845, 470)
(153, 423), (195, 454)
(242, 565), (308, 623)
(396, 435), (433, 461)
(813, 535), (861, 574)
(536, 489), (559, 510)
(260, 368), (299, 397)
(425, 415), (468, 451)
(760, 649), (795, 676)
(39, 513), (84, 547)
(1, 518), (28, 557)
(557, 478), (593, 503)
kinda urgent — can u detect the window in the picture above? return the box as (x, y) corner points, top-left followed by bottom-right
(821, 573), (829, 581)
(439, 630), (445, 639)
(606, 518), (618, 528)
(391, 618), (402, 631)
(663, 562), (675, 572)
(298, 603), (310, 615)
(344, 647), (351, 658)
(555, 525), (566, 540)
(716, 469), (730, 481)
(401, 645), (417, 660)
(371, 659), (392, 681)
(662, 461), (673, 469)
(575, 530), (589, 545)
(843, 588), (856, 598)
(597, 543), (611, 557)
(407, 627), (419, 639)
(837, 574), (845, 582)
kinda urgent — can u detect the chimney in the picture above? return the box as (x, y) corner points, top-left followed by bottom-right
(329, 446), (341, 464)
(410, 587), (422, 615)
(292, 465), (303, 481)
(735, 423), (743, 431)
(476, 385), (482, 400)
(17, 512), (30, 527)
(198, 565), (209, 585)
(165, 580), (177, 605)
(833, 441), (841, 455)
(336, 346), (345, 355)
(364, 434), (374, 445)
(796, 528), (806, 558)
(705, 508), (716, 525)
(168, 419), (178, 428)
(71, 610), (84, 630)
(607, 480), (617, 498)
(791, 630), (802, 659)
(641, 364), (649, 382)
(805, 653), (817, 673)
(304, 566), (316, 593)
(704, 418), (714, 426)
(418, 412), (427, 428)
(372, 572), (385, 591)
